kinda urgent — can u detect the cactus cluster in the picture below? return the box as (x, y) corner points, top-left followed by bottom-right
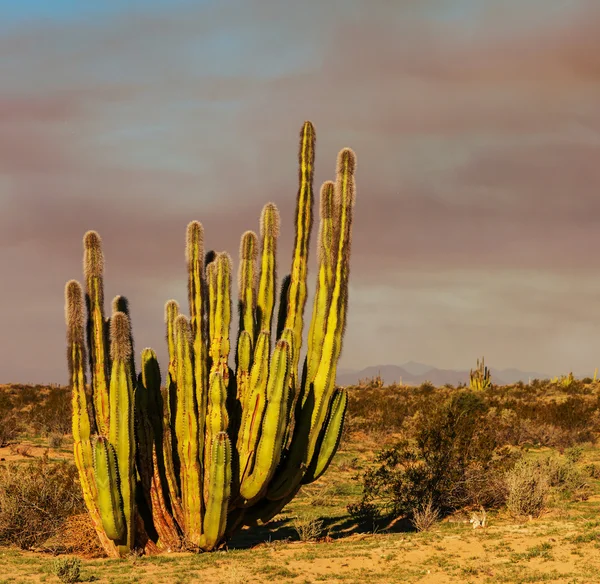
(469, 357), (491, 391)
(64, 122), (356, 556)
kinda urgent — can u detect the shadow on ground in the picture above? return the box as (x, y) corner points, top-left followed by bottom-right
(226, 512), (415, 549)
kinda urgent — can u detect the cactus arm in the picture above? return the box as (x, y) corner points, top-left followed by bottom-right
(236, 331), (270, 489)
(160, 379), (185, 528)
(66, 280), (119, 558)
(275, 274), (291, 342)
(203, 370), (229, 504)
(137, 349), (182, 550)
(256, 204), (280, 336)
(302, 387), (347, 483)
(238, 231), (259, 343)
(239, 339), (290, 503)
(93, 437), (126, 541)
(207, 261), (217, 351)
(83, 231), (110, 436)
(108, 312), (136, 552)
(202, 432), (232, 550)
(174, 315), (203, 546)
(283, 121), (315, 382)
(186, 222), (209, 496)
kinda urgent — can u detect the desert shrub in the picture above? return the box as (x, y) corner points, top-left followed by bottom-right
(585, 463), (600, 479)
(506, 454), (590, 517)
(506, 459), (550, 517)
(52, 557), (81, 583)
(538, 454), (590, 501)
(0, 412), (20, 447)
(349, 391), (516, 521)
(0, 455), (84, 549)
(410, 498), (439, 532)
(52, 513), (103, 557)
(48, 433), (65, 449)
(0, 391), (20, 447)
(29, 387), (72, 436)
(292, 515), (324, 542)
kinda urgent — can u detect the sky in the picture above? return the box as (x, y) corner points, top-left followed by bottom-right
(1, 0), (600, 383)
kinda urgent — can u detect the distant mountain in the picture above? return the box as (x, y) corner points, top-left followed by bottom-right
(335, 362), (549, 387)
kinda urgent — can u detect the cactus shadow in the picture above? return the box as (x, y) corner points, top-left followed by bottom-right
(226, 513), (415, 549)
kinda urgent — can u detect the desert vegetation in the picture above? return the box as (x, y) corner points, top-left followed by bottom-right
(3, 376), (600, 582)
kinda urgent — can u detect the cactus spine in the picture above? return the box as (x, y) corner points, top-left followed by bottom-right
(65, 122), (356, 555)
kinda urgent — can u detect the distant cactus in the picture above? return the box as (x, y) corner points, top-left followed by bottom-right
(65, 122), (356, 556)
(469, 357), (491, 391)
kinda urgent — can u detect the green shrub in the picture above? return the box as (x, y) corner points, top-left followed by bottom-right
(349, 391), (516, 520)
(52, 557), (81, 583)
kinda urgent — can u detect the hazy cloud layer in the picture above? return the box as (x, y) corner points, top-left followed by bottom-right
(1, 0), (600, 382)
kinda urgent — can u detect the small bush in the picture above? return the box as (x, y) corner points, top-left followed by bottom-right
(0, 455), (84, 549)
(292, 515), (324, 542)
(0, 412), (20, 447)
(505, 459), (549, 517)
(411, 498), (440, 532)
(48, 433), (65, 449)
(52, 557), (81, 583)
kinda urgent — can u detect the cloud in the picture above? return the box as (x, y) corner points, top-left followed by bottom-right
(1, 0), (600, 381)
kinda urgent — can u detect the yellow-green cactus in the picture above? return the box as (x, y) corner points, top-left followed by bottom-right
(470, 357), (492, 391)
(65, 121), (357, 555)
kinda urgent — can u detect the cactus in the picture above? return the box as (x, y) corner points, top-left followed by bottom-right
(65, 121), (356, 555)
(469, 357), (492, 391)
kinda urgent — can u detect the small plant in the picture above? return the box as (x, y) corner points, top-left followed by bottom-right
(52, 557), (81, 583)
(292, 515), (324, 542)
(565, 445), (584, 463)
(48, 433), (65, 449)
(505, 459), (549, 517)
(0, 411), (20, 447)
(411, 498), (440, 532)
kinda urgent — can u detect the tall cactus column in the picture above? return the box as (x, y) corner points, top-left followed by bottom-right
(65, 121), (357, 555)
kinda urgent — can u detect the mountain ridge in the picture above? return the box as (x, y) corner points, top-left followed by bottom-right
(335, 362), (551, 387)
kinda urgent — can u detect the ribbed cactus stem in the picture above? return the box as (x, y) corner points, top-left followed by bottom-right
(165, 300), (180, 382)
(256, 204), (280, 336)
(302, 388), (348, 483)
(174, 315), (202, 545)
(137, 348), (182, 551)
(208, 253), (232, 380)
(93, 437), (126, 541)
(237, 331), (270, 489)
(238, 231), (258, 342)
(306, 181), (336, 386)
(108, 311), (136, 552)
(202, 432), (231, 549)
(186, 221), (208, 511)
(84, 230), (110, 436)
(284, 121), (315, 385)
(66, 280), (119, 557)
(239, 339), (291, 503)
